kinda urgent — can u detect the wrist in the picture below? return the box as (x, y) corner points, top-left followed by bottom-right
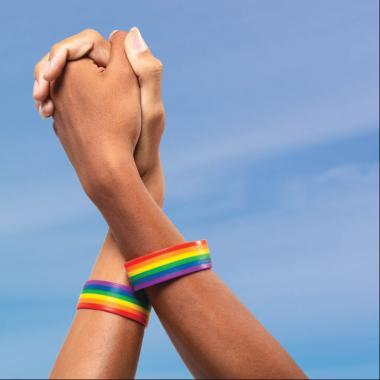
(142, 162), (165, 208)
(90, 232), (129, 284)
(84, 156), (139, 205)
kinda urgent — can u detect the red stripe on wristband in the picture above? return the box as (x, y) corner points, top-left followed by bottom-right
(77, 302), (149, 326)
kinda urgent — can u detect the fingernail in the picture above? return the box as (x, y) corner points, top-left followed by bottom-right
(33, 80), (39, 97)
(109, 29), (119, 40)
(128, 27), (148, 53)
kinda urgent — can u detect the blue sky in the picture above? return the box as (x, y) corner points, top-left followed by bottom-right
(0, 0), (378, 378)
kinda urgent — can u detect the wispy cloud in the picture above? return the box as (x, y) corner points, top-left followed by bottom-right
(0, 176), (96, 237)
(0, 1), (378, 378)
(164, 87), (378, 175)
(205, 162), (379, 322)
(3, 161), (373, 379)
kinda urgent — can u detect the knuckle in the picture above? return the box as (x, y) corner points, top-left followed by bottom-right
(152, 58), (163, 72)
(49, 43), (60, 58)
(143, 57), (163, 78)
(34, 54), (49, 79)
(34, 62), (41, 77)
(83, 28), (101, 40)
(147, 105), (166, 129)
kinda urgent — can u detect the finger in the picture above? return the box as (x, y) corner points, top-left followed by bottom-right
(125, 27), (165, 175)
(40, 99), (54, 118)
(108, 29), (119, 40)
(35, 99), (53, 118)
(106, 30), (135, 80)
(33, 54), (50, 102)
(124, 27), (164, 116)
(44, 29), (110, 81)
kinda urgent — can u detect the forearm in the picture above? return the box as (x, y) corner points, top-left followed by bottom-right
(89, 160), (184, 257)
(148, 271), (305, 379)
(90, 164), (306, 379)
(50, 233), (144, 379)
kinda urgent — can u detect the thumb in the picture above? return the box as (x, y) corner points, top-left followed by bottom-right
(124, 27), (163, 107)
(106, 30), (135, 79)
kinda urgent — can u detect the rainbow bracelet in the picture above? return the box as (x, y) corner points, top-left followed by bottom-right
(77, 280), (151, 326)
(125, 240), (212, 291)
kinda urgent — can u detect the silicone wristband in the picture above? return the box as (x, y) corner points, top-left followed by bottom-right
(77, 280), (151, 327)
(125, 240), (212, 290)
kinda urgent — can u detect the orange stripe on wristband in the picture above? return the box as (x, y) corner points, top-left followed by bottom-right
(77, 280), (150, 327)
(77, 302), (149, 326)
(125, 240), (212, 291)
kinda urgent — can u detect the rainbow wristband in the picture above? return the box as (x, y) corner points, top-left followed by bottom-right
(77, 280), (151, 326)
(125, 240), (212, 291)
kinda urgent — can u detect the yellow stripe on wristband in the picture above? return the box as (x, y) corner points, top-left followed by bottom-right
(125, 240), (212, 291)
(77, 280), (150, 326)
(128, 247), (210, 277)
(127, 243), (209, 271)
(79, 293), (148, 314)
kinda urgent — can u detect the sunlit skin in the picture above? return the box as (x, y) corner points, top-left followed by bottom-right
(33, 28), (165, 379)
(34, 28), (306, 379)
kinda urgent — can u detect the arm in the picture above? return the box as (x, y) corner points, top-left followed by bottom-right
(97, 31), (306, 378)
(90, 160), (305, 379)
(50, 233), (144, 379)
(45, 29), (306, 378)
(34, 29), (165, 379)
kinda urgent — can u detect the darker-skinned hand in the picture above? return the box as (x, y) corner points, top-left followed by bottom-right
(51, 31), (141, 197)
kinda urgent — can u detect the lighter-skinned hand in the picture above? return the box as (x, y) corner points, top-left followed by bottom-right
(49, 31), (141, 197)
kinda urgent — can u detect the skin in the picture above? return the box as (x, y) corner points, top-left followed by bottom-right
(34, 29), (165, 379)
(49, 235), (144, 379)
(35, 29), (307, 379)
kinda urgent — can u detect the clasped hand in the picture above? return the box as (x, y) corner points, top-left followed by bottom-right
(34, 29), (165, 206)
(32, 27), (306, 380)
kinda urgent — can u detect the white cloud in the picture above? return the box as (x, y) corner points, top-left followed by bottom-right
(203, 162), (379, 326)
(164, 87), (378, 176)
(0, 176), (96, 237)
(6, 161), (374, 380)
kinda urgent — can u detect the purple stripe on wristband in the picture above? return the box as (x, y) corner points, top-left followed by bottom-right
(85, 280), (134, 293)
(133, 262), (212, 291)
